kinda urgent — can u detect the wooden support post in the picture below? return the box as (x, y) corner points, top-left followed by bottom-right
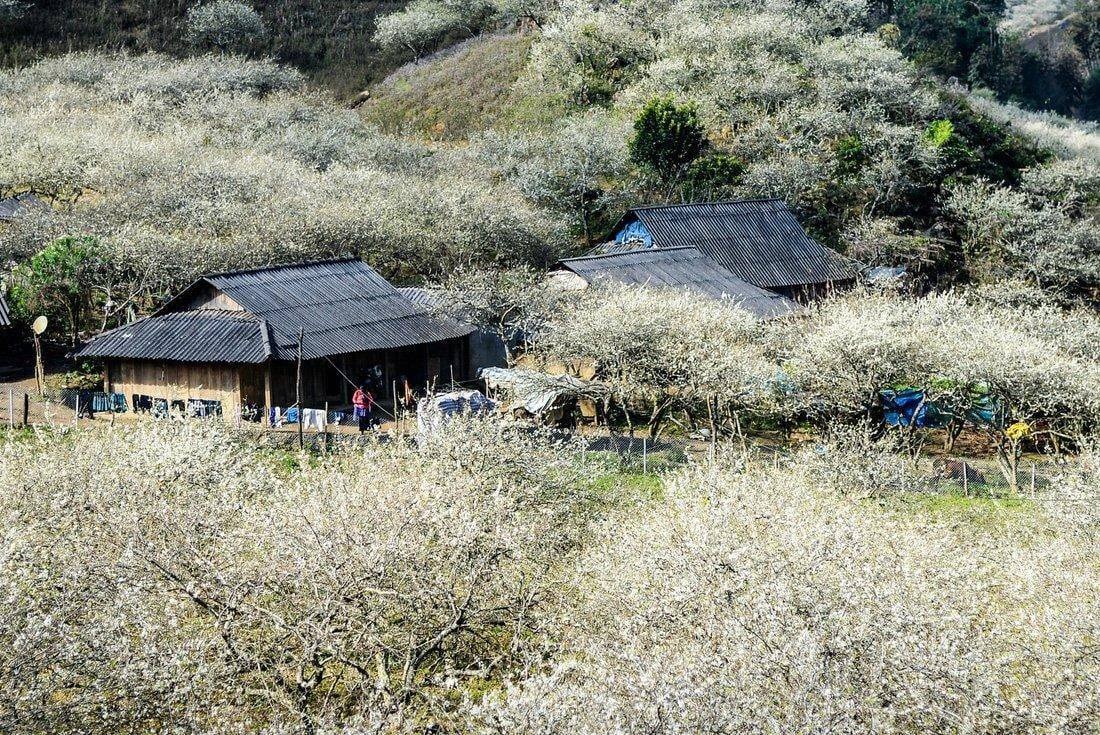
(263, 363), (272, 427)
(7, 389), (13, 430)
(23, 393), (29, 427)
(74, 394), (79, 429)
(296, 328), (304, 451)
(32, 332), (44, 396)
(1030, 462), (1036, 497)
(323, 401), (329, 454)
(962, 466), (969, 497)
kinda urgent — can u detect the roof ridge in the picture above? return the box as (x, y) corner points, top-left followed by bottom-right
(201, 256), (361, 281)
(169, 308), (259, 318)
(627, 198), (786, 214)
(558, 246), (699, 265)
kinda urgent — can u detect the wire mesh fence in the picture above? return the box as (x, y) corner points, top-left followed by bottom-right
(0, 383), (1078, 498)
(572, 429), (1071, 497)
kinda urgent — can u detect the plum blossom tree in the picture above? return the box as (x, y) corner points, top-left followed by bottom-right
(0, 419), (615, 732)
(477, 448), (1100, 734)
(533, 285), (779, 438)
(773, 291), (1100, 490)
(186, 0), (266, 52)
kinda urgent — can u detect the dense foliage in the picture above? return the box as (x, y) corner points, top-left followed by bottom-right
(1, 3), (1098, 734)
(0, 52), (567, 331)
(481, 449), (1100, 734)
(2, 422), (1096, 733)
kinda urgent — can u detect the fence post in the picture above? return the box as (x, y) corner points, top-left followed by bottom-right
(7, 389), (12, 430)
(74, 394), (79, 429)
(642, 437), (648, 474)
(324, 401), (329, 455)
(962, 465), (968, 497)
(1030, 462), (1036, 497)
(23, 393), (29, 428)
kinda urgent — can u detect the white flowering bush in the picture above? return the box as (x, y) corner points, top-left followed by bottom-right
(946, 157), (1100, 295)
(478, 453), (1100, 734)
(0, 419), (619, 732)
(533, 285), (777, 437)
(186, 0), (266, 51)
(773, 291), (1100, 488)
(0, 52), (567, 324)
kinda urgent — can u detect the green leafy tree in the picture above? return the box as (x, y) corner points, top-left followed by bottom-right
(10, 236), (103, 346)
(628, 96), (706, 188)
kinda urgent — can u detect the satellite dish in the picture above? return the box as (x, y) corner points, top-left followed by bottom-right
(32, 315), (48, 335)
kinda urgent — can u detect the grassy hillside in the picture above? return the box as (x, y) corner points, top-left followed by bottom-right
(361, 32), (536, 140)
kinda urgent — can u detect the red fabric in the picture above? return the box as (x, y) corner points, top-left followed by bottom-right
(353, 389), (375, 410)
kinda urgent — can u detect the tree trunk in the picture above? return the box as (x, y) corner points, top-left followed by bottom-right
(994, 435), (1020, 495)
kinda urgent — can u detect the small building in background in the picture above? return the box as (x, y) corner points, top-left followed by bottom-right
(593, 199), (855, 301)
(548, 246), (800, 319)
(76, 259), (473, 420)
(0, 192), (46, 223)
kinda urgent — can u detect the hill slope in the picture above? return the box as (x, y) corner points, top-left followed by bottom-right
(0, 0), (405, 95)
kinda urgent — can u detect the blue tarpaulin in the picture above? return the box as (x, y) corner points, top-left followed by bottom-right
(880, 388), (948, 428)
(880, 387), (1001, 429)
(615, 220), (653, 248)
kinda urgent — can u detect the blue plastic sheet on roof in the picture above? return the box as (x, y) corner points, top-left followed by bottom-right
(615, 220), (653, 248)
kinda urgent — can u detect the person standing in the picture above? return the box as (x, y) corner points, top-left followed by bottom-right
(352, 384), (374, 432)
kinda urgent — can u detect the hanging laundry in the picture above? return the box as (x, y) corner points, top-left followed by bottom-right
(302, 408), (326, 432)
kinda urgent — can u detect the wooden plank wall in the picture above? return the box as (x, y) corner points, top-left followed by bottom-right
(110, 360), (242, 418)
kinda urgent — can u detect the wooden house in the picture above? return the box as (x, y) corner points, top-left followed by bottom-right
(595, 199), (855, 301)
(76, 259), (473, 420)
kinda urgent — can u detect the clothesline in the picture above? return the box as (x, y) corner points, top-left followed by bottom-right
(321, 355), (398, 421)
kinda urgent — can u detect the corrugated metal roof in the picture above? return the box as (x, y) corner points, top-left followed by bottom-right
(77, 311), (270, 363)
(396, 286), (440, 309)
(0, 192), (46, 221)
(0, 292), (11, 327)
(605, 200), (855, 289)
(116, 258), (472, 363)
(555, 247), (800, 319)
(193, 260), (472, 360)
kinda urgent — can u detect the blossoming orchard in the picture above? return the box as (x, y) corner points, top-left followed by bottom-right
(1, 0), (1098, 732)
